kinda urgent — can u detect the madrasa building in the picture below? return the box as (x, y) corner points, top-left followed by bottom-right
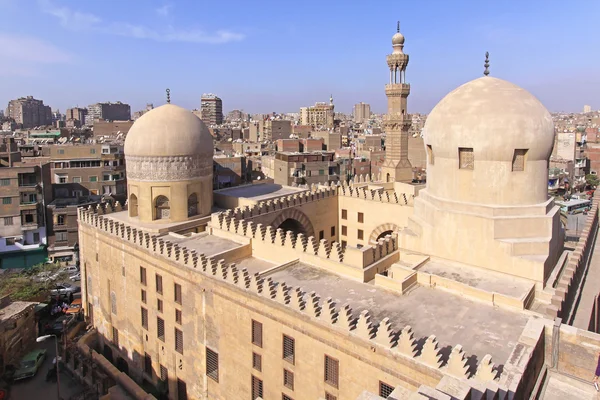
(76, 25), (600, 400)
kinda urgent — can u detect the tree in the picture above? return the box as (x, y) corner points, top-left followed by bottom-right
(586, 174), (600, 188)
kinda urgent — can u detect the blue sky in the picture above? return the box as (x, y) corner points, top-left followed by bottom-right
(1, 0), (598, 114)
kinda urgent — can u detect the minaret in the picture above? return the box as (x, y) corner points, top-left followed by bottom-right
(381, 22), (413, 183)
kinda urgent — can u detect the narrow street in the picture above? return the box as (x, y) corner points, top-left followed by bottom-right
(10, 339), (84, 400)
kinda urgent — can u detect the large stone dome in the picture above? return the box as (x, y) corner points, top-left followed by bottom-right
(124, 104), (213, 158)
(423, 76), (555, 206)
(424, 76), (554, 163)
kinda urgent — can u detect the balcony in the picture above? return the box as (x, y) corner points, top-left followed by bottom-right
(21, 222), (39, 231)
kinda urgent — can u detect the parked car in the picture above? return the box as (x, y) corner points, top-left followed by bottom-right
(48, 314), (76, 335)
(13, 349), (47, 381)
(50, 283), (80, 295)
(60, 265), (79, 274)
(69, 272), (81, 282)
(65, 298), (82, 315)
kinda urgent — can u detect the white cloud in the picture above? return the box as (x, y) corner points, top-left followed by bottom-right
(156, 4), (172, 17)
(39, 0), (244, 44)
(0, 33), (73, 76)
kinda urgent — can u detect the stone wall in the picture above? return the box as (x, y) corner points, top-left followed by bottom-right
(547, 190), (600, 320)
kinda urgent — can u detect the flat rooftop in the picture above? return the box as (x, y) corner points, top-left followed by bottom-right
(232, 256), (277, 276)
(215, 183), (306, 202)
(162, 233), (242, 257)
(265, 262), (528, 366)
(0, 301), (36, 321)
(418, 258), (534, 300)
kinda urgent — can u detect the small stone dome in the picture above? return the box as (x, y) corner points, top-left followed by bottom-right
(124, 104), (213, 158)
(424, 76), (554, 164)
(423, 76), (555, 206)
(392, 32), (405, 46)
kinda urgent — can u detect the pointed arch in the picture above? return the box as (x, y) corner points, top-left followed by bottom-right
(154, 195), (170, 220)
(129, 194), (138, 217)
(188, 193), (198, 217)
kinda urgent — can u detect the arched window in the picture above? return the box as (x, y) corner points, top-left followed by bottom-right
(155, 196), (170, 220)
(129, 194), (138, 217)
(188, 193), (198, 217)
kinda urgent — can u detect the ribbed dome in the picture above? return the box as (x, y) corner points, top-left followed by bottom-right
(124, 104), (213, 158)
(424, 76), (554, 163)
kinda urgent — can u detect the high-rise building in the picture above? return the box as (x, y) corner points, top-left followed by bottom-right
(200, 94), (223, 125)
(584, 105), (592, 113)
(381, 24), (413, 183)
(353, 102), (371, 124)
(300, 96), (335, 128)
(5, 96), (52, 129)
(85, 102), (131, 125)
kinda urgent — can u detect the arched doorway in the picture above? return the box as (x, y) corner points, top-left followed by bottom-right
(270, 208), (315, 238)
(386, 173), (391, 182)
(277, 218), (306, 236)
(155, 196), (170, 220)
(129, 194), (138, 217)
(187, 193), (198, 217)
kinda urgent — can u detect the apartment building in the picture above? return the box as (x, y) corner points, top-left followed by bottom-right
(273, 151), (339, 186)
(85, 102), (131, 125)
(310, 130), (341, 151)
(0, 138), (52, 268)
(353, 102), (371, 124)
(200, 94), (223, 126)
(213, 155), (248, 189)
(264, 120), (292, 141)
(5, 97), (52, 129)
(300, 99), (335, 129)
(49, 144), (126, 200)
(65, 107), (87, 128)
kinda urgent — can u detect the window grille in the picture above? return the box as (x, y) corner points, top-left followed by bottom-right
(206, 348), (219, 382)
(175, 328), (184, 354)
(160, 364), (168, 382)
(251, 376), (263, 400)
(380, 381), (394, 398)
(156, 274), (163, 294)
(110, 292), (117, 314)
(252, 352), (262, 371)
(144, 353), (152, 375)
(284, 369), (294, 390)
(324, 355), (339, 388)
(157, 317), (165, 341)
(325, 393), (337, 400)
(283, 335), (295, 364)
(112, 327), (119, 347)
(141, 307), (148, 329)
(252, 320), (263, 347)
(459, 148), (474, 169)
(176, 309), (182, 325)
(177, 379), (187, 400)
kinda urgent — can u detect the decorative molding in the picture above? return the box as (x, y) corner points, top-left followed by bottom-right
(125, 155), (213, 182)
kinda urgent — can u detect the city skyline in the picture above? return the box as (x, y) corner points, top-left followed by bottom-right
(1, 0), (599, 114)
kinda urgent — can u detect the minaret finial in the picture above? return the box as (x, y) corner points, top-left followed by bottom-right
(166, 88), (171, 104)
(483, 52), (490, 76)
(397, 21), (400, 33)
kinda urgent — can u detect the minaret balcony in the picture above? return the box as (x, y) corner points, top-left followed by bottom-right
(385, 84), (410, 96)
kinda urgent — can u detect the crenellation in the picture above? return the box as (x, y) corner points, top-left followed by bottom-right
(317, 239), (330, 258)
(337, 304), (357, 331)
(354, 310), (375, 340)
(275, 228), (286, 246)
(307, 236), (319, 255)
(306, 291), (321, 317)
(420, 335), (443, 368)
(445, 344), (470, 378)
(373, 317), (397, 348)
(397, 325), (418, 357)
(475, 354), (498, 382)
(275, 282), (290, 305)
(320, 297), (338, 324)
(289, 287), (306, 311)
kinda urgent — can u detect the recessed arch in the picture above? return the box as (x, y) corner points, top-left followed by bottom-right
(369, 223), (400, 244)
(188, 193), (198, 217)
(270, 208), (315, 239)
(154, 195), (170, 220)
(129, 193), (138, 217)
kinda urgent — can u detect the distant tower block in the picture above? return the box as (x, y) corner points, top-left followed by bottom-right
(381, 21), (413, 183)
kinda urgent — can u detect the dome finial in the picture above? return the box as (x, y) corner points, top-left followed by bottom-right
(397, 21), (400, 33)
(166, 88), (171, 104)
(484, 52), (490, 76)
